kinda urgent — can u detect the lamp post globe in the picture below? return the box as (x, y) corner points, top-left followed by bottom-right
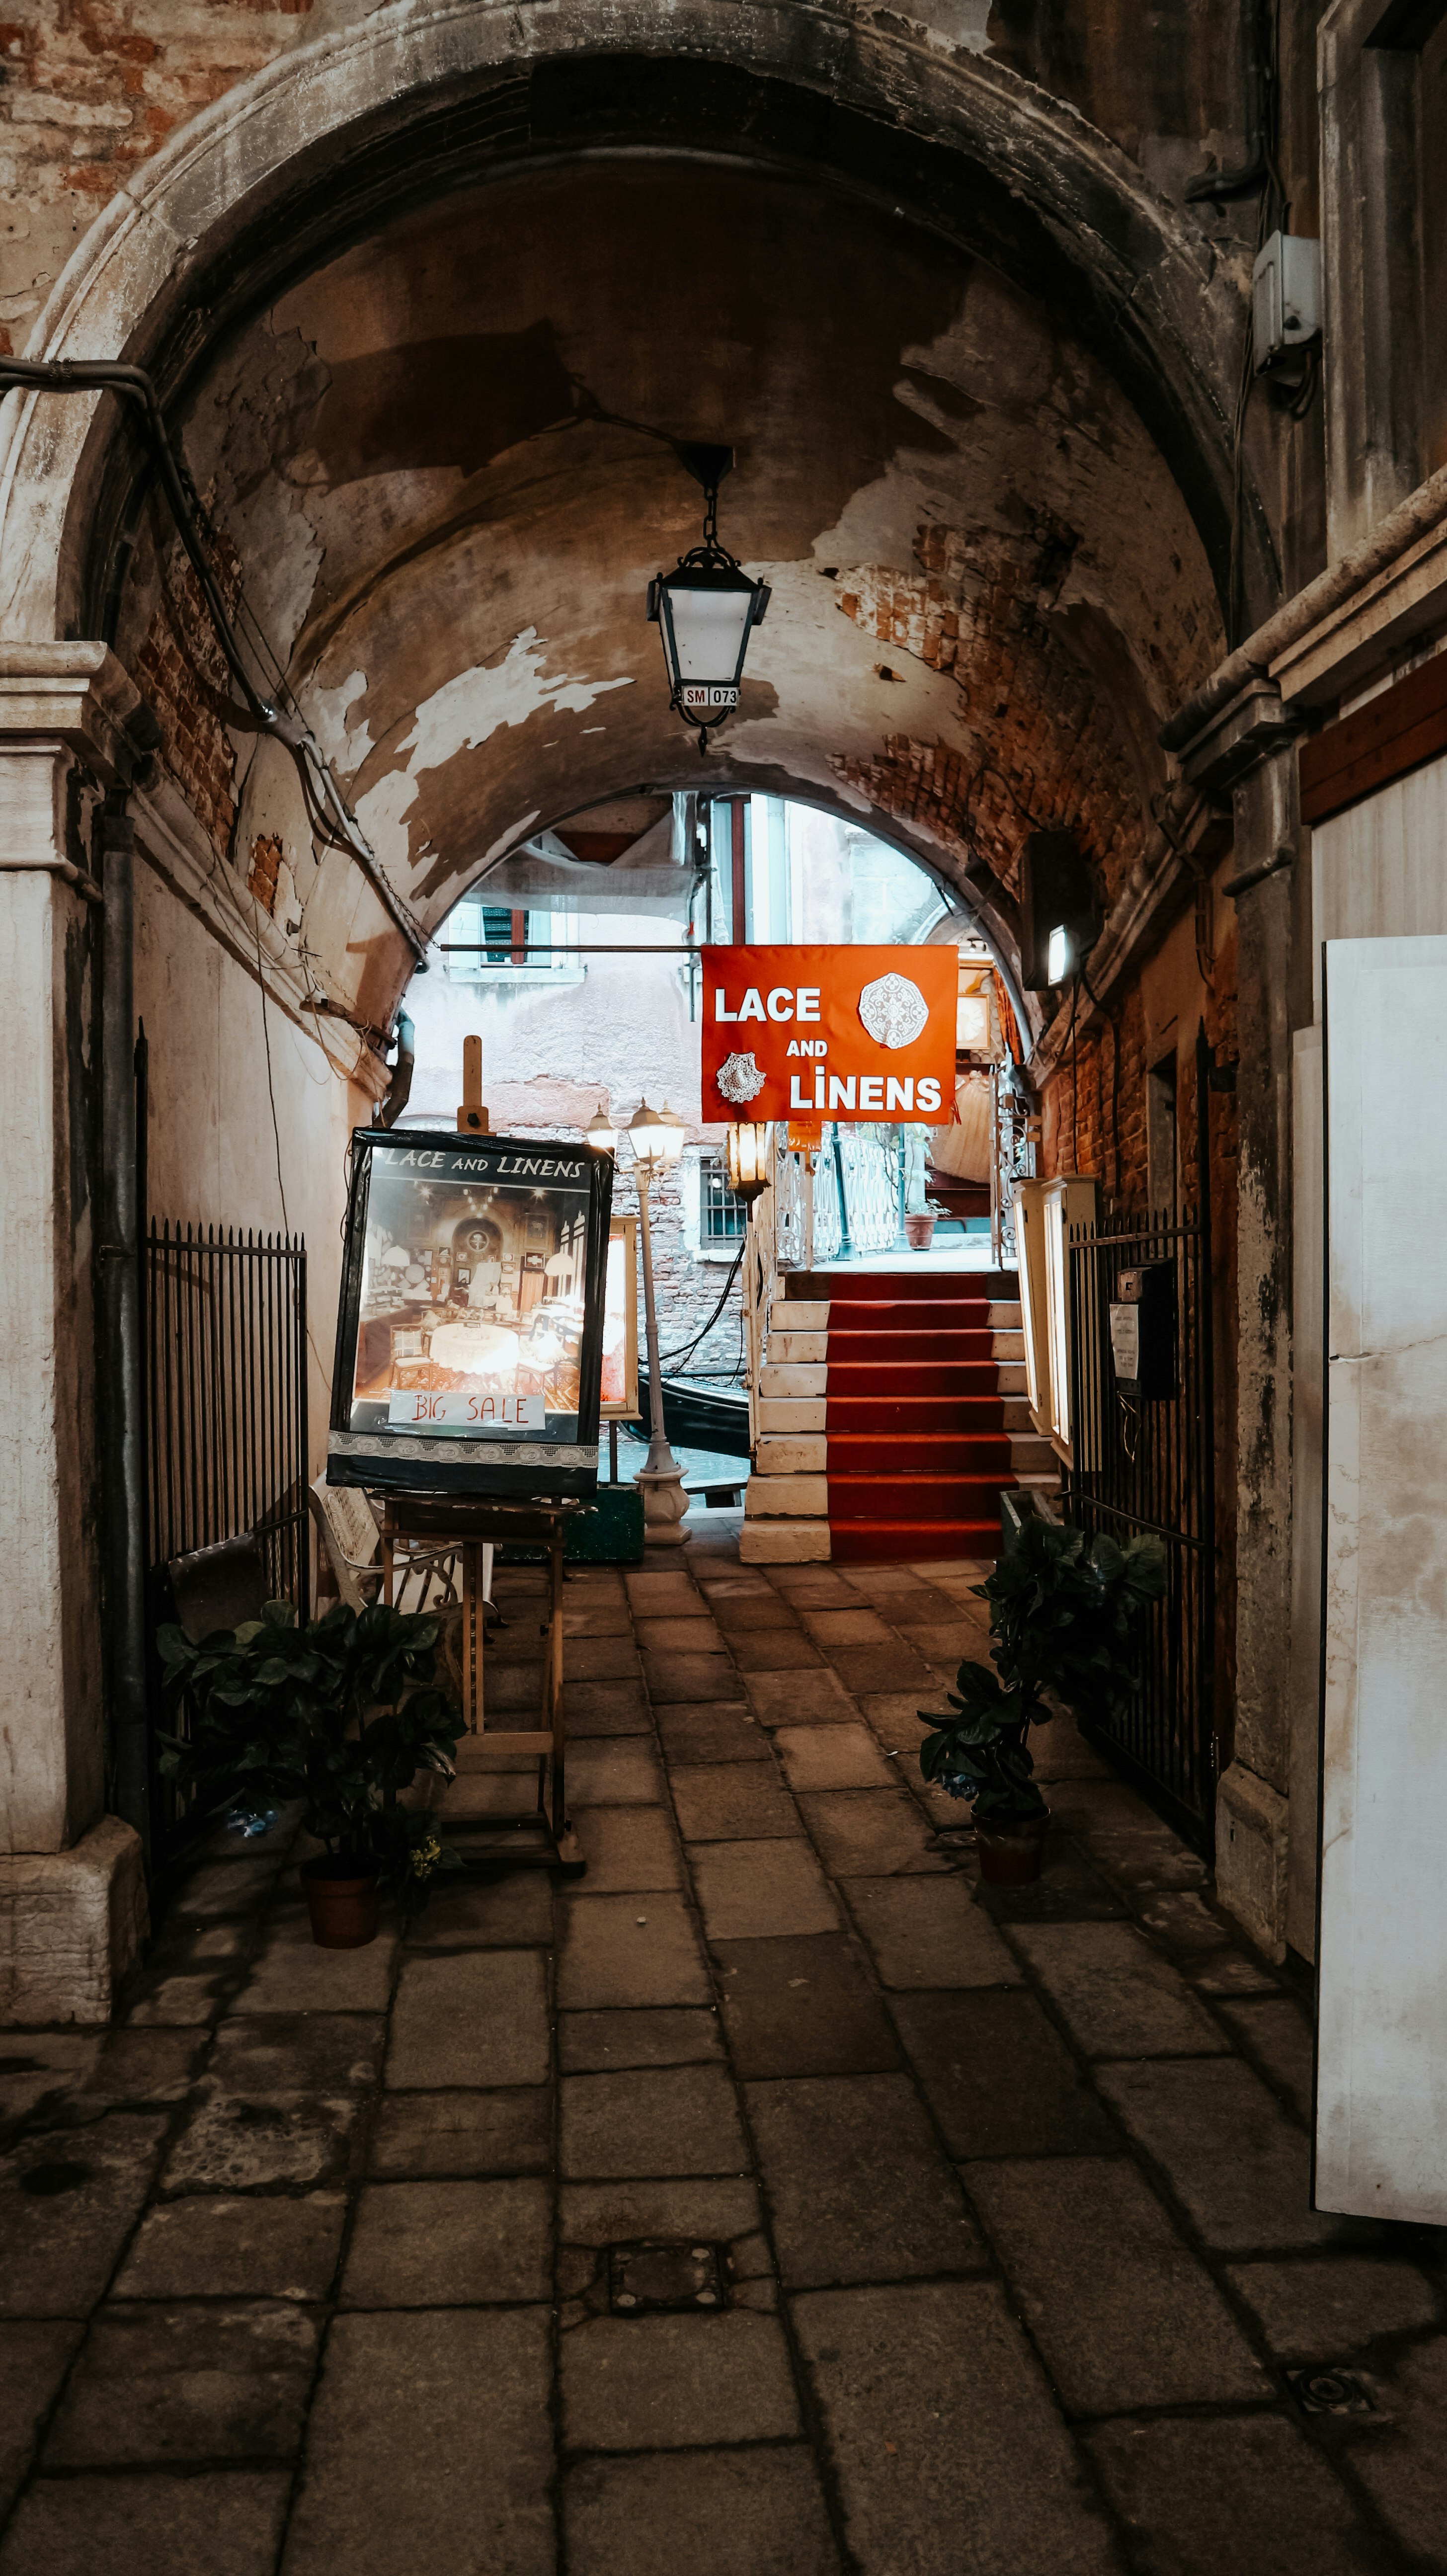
(585, 1102), (618, 1155)
(626, 1098), (690, 1545)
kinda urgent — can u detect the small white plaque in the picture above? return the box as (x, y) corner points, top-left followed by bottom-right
(387, 1391), (547, 1430)
(1108, 1302), (1139, 1380)
(680, 683), (738, 714)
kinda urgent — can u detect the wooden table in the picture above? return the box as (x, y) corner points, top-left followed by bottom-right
(380, 1492), (585, 1873)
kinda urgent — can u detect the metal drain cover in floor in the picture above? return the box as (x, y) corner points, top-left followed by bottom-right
(1286, 2366), (1373, 2416)
(607, 2242), (728, 2314)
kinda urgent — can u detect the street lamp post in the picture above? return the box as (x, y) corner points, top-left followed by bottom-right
(627, 1098), (690, 1545)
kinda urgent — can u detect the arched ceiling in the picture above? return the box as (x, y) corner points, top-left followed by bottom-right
(111, 148), (1224, 1032)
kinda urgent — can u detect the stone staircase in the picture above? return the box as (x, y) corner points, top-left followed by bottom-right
(739, 1266), (1057, 1563)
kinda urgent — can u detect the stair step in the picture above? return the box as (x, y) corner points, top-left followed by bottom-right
(828, 1433), (1014, 1472)
(823, 1299), (993, 1333)
(826, 1395), (1006, 1433)
(828, 1329), (997, 1362)
(827, 1363), (1002, 1396)
(803, 1270), (1018, 1298)
(829, 1517), (1004, 1562)
(827, 1472), (1016, 1522)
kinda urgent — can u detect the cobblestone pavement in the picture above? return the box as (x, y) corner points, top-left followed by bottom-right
(3, 1528), (1446, 2575)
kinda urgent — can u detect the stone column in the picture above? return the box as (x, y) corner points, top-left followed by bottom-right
(0, 647), (149, 2022)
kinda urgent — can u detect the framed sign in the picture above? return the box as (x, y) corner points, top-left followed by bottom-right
(328, 1128), (613, 1498)
(701, 944), (955, 1123)
(601, 1217), (641, 1421)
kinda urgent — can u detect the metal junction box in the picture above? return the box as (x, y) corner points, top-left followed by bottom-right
(1109, 1261), (1177, 1401)
(1253, 232), (1321, 372)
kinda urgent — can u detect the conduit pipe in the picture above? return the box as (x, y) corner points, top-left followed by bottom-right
(98, 794), (151, 1851)
(0, 358), (428, 961)
(1162, 457), (1447, 752)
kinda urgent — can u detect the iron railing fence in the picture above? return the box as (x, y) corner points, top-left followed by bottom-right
(1063, 1206), (1217, 1852)
(143, 1221), (309, 1858)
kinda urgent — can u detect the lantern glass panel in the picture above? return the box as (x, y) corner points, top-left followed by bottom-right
(663, 570), (757, 686)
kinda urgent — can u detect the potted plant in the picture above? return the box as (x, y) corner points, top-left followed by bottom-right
(917, 1515), (1166, 1883)
(159, 1598), (465, 1945)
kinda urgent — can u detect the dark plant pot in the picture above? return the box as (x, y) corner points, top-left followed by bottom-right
(903, 1212), (938, 1250)
(301, 1854), (380, 1948)
(974, 1810), (1050, 1886)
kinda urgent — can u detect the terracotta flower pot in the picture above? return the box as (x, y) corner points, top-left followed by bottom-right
(974, 1810), (1050, 1886)
(301, 1854), (380, 1948)
(903, 1212), (938, 1250)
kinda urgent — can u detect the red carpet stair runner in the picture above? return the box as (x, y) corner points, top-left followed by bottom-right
(738, 1266), (1057, 1564)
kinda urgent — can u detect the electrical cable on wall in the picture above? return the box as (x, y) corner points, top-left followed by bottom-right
(0, 357), (428, 963)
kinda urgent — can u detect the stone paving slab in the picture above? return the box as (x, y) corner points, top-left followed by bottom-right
(0, 2116), (168, 2316)
(653, 1703), (772, 1764)
(796, 1788), (951, 1879)
(0, 2324), (83, 2515)
(573, 1806), (684, 1891)
(772, 1722), (897, 1790)
(341, 2177), (551, 2305)
(113, 2190), (346, 2302)
(966, 2156), (1271, 2412)
(843, 1876), (1022, 1989)
(744, 1669), (858, 1726)
(568, 1739), (669, 1803)
(691, 1839), (841, 1940)
(1085, 2413), (1379, 2576)
(558, 2007), (725, 2071)
(368, 2086), (552, 2178)
(1006, 1921), (1230, 2057)
(561, 2310), (801, 2450)
(404, 1872), (555, 1948)
(712, 1935), (902, 2079)
(558, 1892), (711, 2009)
(793, 2281), (1121, 2576)
(388, 1951), (548, 2090)
(1225, 2253), (1441, 2357)
(281, 2308), (554, 2575)
(891, 1989), (1118, 2158)
(44, 2300), (319, 2466)
(560, 2064), (748, 2178)
(1217, 1994), (1315, 2119)
(0, 2469), (293, 2576)
(669, 1762), (801, 1841)
(747, 2073), (986, 2286)
(563, 2445), (841, 2576)
(1096, 2059), (1363, 2252)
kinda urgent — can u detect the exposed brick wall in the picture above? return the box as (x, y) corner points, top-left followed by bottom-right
(0, 5), (319, 338)
(133, 534), (243, 855)
(831, 516), (1147, 916)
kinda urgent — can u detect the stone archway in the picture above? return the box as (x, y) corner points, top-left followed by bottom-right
(0, 0), (1250, 2021)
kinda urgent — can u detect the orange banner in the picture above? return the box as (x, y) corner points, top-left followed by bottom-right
(701, 945), (956, 1124)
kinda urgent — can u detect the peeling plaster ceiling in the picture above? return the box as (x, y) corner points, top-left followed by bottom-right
(116, 155), (1223, 1029)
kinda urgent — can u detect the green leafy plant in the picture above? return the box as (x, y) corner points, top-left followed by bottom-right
(158, 1598), (466, 1909)
(917, 1517), (1167, 1828)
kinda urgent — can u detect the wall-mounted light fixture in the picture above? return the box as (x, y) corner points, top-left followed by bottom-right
(725, 1122), (773, 1206)
(585, 1101), (618, 1155)
(647, 445), (770, 755)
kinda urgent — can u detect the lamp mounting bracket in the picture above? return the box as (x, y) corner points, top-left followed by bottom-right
(676, 443), (734, 495)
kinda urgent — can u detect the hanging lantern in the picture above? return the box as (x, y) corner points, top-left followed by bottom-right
(647, 444), (770, 755)
(726, 1121), (772, 1205)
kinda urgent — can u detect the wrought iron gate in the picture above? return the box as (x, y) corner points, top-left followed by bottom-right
(143, 1221), (309, 1856)
(1064, 1206), (1216, 1852)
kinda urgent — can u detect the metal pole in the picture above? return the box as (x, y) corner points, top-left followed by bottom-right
(99, 804), (150, 1854)
(634, 1166), (689, 1542)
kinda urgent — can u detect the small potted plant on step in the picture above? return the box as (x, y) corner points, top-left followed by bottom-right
(917, 1515), (1166, 1883)
(159, 1598), (465, 1945)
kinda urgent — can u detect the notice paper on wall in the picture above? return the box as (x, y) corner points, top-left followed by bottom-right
(701, 944), (956, 1124)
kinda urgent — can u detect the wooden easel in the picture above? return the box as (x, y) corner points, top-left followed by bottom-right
(381, 1493), (584, 1872)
